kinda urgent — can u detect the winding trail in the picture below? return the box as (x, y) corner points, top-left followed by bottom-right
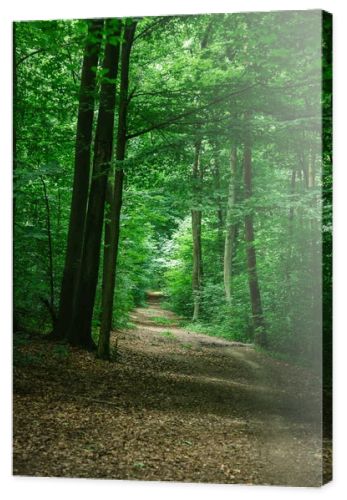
(13, 292), (331, 485)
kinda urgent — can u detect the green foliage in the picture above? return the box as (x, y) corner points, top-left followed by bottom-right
(132, 462), (146, 469)
(13, 350), (44, 368)
(13, 333), (45, 367)
(52, 344), (70, 359)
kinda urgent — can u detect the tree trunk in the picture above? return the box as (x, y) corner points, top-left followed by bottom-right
(285, 167), (297, 291)
(13, 23), (18, 213)
(98, 20), (137, 360)
(54, 19), (103, 339)
(13, 22), (19, 332)
(189, 25), (212, 322)
(191, 141), (203, 321)
(288, 168), (296, 225)
(40, 175), (56, 326)
(243, 135), (267, 347)
(224, 145), (238, 303)
(212, 156), (224, 262)
(68, 19), (122, 349)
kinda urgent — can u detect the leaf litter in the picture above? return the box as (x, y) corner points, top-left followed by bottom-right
(13, 298), (331, 485)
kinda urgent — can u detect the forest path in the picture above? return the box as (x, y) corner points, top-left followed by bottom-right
(124, 292), (325, 486)
(13, 293), (330, 485)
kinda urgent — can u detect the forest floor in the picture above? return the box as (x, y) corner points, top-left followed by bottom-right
(13, 293), (332, 486)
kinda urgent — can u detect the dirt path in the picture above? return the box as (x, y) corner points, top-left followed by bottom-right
(13, 294), (331, 485)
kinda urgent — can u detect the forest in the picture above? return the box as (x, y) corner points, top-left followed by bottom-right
(13, 11), (332, 486)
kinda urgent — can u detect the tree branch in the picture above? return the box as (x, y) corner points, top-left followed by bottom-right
(133, 16), (173, 42)
(126, 83), (259, 140)
(16, 48), (44, 68)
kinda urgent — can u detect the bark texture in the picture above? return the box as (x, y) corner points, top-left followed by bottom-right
(191, 141), (203, 321)
(98, 20), (137, 360)
(40, 175), (56, 325)
(55, 19), (103, 339)
(224, 145), (238, 303)
(68, 19), (122, 349)
(243, 134), (268, 347)
(213, 157), (225, 261)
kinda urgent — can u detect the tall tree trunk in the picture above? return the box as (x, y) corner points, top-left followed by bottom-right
(212, 156), (224, 262)
(68, 19), (122, 349)
(285, 167), (297, 289)
(98, 20), (137, 360)
(189, 25), (213, 322)
(307, 149), (321, 358)
(13, 22), (19, 332)
(243, 134), (267, 347)
(308, 149), (315, 189)
(40, 175), (55, 325)
(288, 168), (296, 225)
(13, 23), (18, 214)
(191, 141), (203, 322)
(224, 145), (238, 303)
(54, 19), (103, 339)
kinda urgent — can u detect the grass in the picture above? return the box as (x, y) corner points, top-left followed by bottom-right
(182, 320), (251, 343)
(52, 344), (70, 359)
(125, 321), (137, 329)
(133, 462), (146, 469)
(160, 330), (176, 340)
(150, 316), (177, 326)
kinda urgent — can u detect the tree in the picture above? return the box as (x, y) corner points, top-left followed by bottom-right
(98, 19), (137, 360)
(211, 150), (225, 263)
(224, 145), (238, 303)
(68, 19), (122, 349)
(191, 140), (203, 321)
(54, 19), (104, 339)
(243, 120), (267, 347)
(39, 174), (56, 326)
